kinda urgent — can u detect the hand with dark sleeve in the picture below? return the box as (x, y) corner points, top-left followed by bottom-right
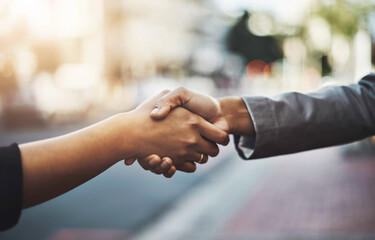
(0, 144), (22, 231)
(139, 73), (375, 165)
(0, 91), (228, 230)
(235, 73), (375, 159)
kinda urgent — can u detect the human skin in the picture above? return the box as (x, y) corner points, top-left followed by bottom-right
(126, 87), (254, 176)
(20, 91), (228, 208)
(151, 88), (254, 136)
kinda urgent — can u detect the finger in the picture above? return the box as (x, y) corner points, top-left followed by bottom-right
(138, 155), (161, 171)
(196, 138), (220, 157)
(160, 157), (174, 171)
(124, 158), (136, 166)
(198, 154), (209, 164)
(150, 166), (163, 175)
(190, 152), (209, 164)
(151, 105), (171, 120)
(148, 156), (162, 168)
(138, 90), (171, 112)
(175, 161), (197, 173)
(163, 165), (176, 178)
(197, 118), (229, 146)
(151, 87), (193, 119)
(149, 158), (170, 173)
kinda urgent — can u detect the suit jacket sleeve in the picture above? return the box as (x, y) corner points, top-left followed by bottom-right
(0, 144), (23, 231)
(234, 73), (375, 159)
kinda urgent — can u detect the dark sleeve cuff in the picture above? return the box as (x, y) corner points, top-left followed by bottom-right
(234, 96), (277, 160)
(0, 143), (23, 231)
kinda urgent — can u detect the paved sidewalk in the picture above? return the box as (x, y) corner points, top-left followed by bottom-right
(134, 147), (375, 240)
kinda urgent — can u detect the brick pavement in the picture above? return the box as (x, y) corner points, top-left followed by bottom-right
(216, 148), (375, 239)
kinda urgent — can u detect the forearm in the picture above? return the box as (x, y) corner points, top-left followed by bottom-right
(218, 97), (255, 136)
(20, 113), (133, 208)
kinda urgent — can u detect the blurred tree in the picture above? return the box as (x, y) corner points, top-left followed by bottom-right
(307, 0), (375, 74)
(226, 11), (283, 65)
(315, 0), (375, 38)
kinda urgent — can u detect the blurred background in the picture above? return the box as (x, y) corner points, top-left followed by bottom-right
(1, 0), (375, 239)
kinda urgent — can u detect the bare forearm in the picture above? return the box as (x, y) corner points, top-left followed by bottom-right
(20, 114), (133, 208)
(218, 97), (254, 136)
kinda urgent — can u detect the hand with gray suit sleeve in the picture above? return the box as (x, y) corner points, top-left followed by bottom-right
(144, 73), (375, 163)
(235, 73), (375, 159)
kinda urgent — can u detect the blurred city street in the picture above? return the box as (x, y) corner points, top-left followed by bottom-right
(1, 123), (375, 240)
(1, 0), (375, 239)
(135, 144), (375, 240)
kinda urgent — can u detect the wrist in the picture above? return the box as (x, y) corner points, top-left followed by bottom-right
(218, 97), (254, 136)
(107, 112), (138, 162)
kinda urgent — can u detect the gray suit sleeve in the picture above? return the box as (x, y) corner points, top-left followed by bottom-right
(234, 73), (375, 159)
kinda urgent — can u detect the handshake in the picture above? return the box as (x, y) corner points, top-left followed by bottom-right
(18, 86), (254, 209)
(122, 87), (254, 178)
(8, 75), (372, 229)
(10, 74), (372, 223)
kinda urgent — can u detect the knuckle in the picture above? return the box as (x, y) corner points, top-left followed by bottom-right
(218, 132), (230, 145)
(185, 135), (199, 146)
(178, 149), (188, 157)
(190, 120), (200, 129)
(176, 87), (187, 95)
(190, 139), (199, 147)
(187, 115), (200, 127)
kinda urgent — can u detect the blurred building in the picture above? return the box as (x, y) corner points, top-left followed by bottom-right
(0, 0), (374, 125)
(0, 0), (207, 124)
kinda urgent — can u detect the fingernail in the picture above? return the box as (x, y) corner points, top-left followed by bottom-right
(151, 108), (159, 115)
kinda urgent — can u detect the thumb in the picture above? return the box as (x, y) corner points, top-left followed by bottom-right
(150, 87), (193, 119)
(124, 158), (136, 166)
(151, 105), (171, 119)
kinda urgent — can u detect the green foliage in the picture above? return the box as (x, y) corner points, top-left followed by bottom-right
(315, 0), (375, 37)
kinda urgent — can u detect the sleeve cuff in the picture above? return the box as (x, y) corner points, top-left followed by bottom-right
(234, 96), (279, 160)
(0, 143), (23, 231)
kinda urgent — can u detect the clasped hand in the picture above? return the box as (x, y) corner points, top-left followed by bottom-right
(125, 88), (233, 178)
(124, 89), (230, 178)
